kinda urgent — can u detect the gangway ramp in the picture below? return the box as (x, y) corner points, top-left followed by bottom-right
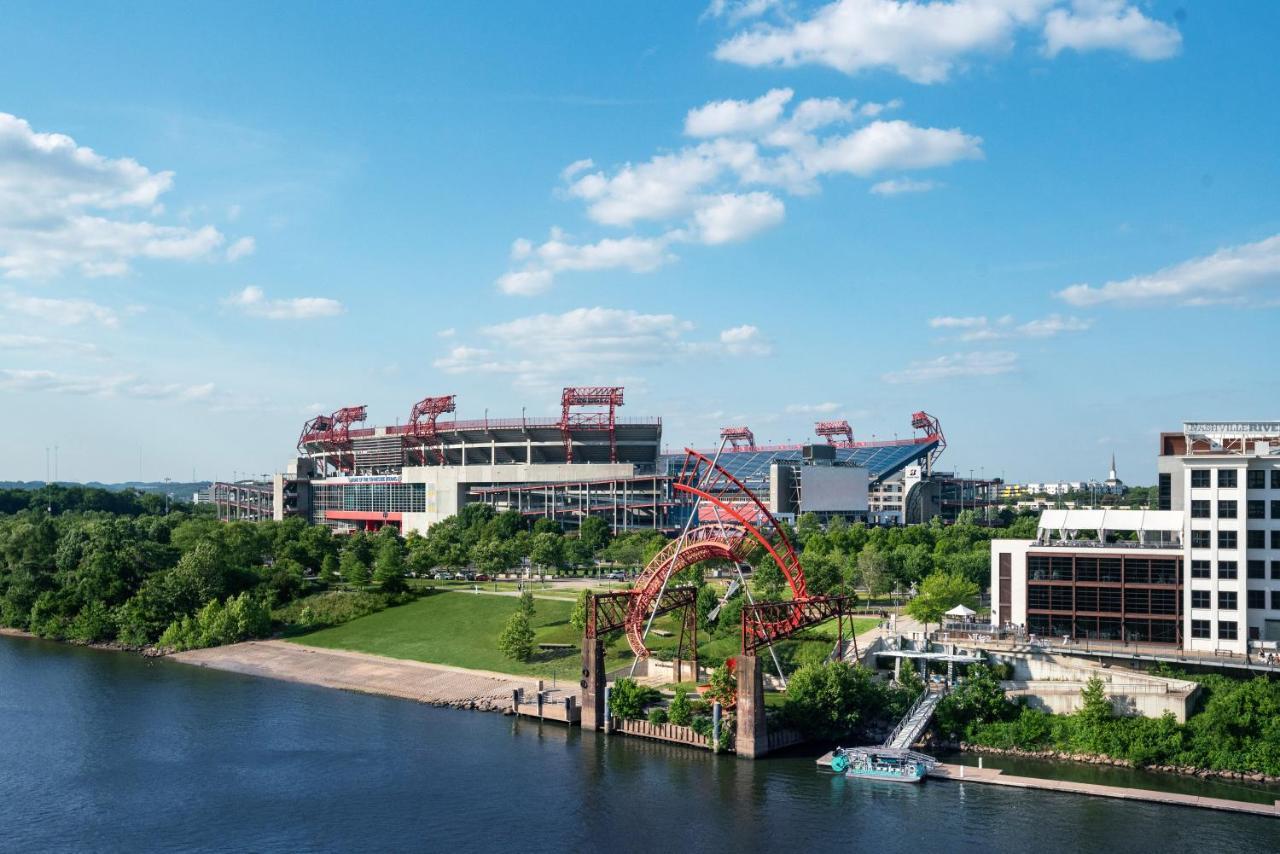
(885, 690), (942, 750)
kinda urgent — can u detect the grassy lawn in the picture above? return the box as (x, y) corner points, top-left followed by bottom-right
(291, 590), (581, 678)
(289, 591), (885, 680)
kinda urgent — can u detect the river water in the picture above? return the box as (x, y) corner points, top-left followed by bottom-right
(3, 636), (1278, 853)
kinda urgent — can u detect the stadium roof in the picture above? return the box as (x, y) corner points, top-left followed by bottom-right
(662, 442), (935, 487)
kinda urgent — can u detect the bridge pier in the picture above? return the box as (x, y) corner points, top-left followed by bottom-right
(581, 637), (606, 731)
(735, 654), (768, 758)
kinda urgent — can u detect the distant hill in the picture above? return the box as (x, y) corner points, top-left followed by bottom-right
(0, 480), (212, 496)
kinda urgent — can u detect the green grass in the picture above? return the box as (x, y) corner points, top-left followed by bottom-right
(291, 590), (580, 678)
(289, 591), (884, 681)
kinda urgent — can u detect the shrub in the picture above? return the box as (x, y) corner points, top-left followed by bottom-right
(497, 609), (535, 662)
(273, 591), (391, 629)
(609, 678), (660, 720)
(780, 661), (888, 741)
(668, 687), (693, 726)
(647, 708), (669, 725)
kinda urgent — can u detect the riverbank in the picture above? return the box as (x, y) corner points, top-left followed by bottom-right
(954, 741), (1280, 785)
(172, 639), (542, 712)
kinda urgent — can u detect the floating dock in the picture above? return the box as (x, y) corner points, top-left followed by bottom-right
(816, 752), (1279, 817)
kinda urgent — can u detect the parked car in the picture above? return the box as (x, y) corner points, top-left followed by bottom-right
(605, 571), (626, 581)
(474, 574), (490, 582)
(433, 571), (451, 580)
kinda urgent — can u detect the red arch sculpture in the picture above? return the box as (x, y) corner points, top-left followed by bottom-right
(623, 448), (809, 658)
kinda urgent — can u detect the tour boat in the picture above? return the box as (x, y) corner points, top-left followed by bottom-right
(829, 747), (934, 783)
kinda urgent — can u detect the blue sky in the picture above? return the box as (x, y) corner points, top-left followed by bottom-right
(1, 1), (1277, 485)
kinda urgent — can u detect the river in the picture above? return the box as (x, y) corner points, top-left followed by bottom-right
(2, 636), (1278, 853)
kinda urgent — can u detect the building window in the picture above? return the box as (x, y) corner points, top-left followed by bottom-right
(1158, 473), (1172, 510)
(1248, 470), (1266, 489)
(1191, 469), (1210, 488)
(1218, 469), (1238, 488)
(1219, 591), (1238, 610)
(1191, 619), (1211, 639)
(1273, 530), (1280, 549)
(1273, 470), (1280, 489)
(1272, 500), (1280, 519)
(1219, 530), (1238, 550)
(1273, 560), (1280, 580)
(1191, 590), (1211, 609)
(1219, 620), (1238, 640)
(1248, 589), (1266, 609)
(1273, 590), (1280, 610)
(1248, 530), (1265, 549)
(1219, 561), (1238, 579)
(1191, 530), (1211, 549)
(1191, 500), (1210, 519)
(1248, 499), (1266, 519)
(1218, 500), (1237, 519)
(1191, 559), (1211, 578)
(1249, 560), (1266, 579)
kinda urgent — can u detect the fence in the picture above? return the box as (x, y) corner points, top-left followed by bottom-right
(615, 718), (712, 750)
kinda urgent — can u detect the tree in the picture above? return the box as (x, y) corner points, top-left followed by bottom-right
(751, 555), (786, 601)
(497, 608), (535, 661)
(563, 537), (593, 570)
(518, 590), (536, 619)
(529, 532), (563, 575)
(319, 554), (339, 583)
(706, 662), (737, 708)
(578, 516), (610, 554)
(570, 588), (591, 635)
(781, 661), (886, 741)
(372, 533), (408, 593)
(905, 570), (979, 633)
(856, 546), (891, 597)
(609, 677), (660, 720)
(668, 686), (693, 726)
(340, 550), (370, 587)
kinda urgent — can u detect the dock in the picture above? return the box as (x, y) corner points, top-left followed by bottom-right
(816, 752), (1280, 817)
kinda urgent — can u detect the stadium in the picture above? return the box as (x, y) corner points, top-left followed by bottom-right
(212, 387), (997, 535)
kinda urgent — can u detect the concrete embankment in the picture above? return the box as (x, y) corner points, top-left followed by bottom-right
(171, 640), (539, 712)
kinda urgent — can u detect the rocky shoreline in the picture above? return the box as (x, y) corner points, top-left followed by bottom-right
(948, 741), (1280, 785)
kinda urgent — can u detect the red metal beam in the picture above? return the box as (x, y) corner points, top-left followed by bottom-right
(814, 419), (853, 447)
(560, 386), (624, 463)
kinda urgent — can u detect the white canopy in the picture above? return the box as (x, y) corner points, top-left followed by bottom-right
(946, 604), (977, 617)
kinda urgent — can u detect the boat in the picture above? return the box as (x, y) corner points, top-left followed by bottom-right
(829, 746), (935, 783)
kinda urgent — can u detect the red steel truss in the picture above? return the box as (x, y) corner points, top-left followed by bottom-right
(911, 410), (946, 472)
(720, 425), (756, 449)
(623, 447), (810, 658)
(297, 405), (368, 473)
(404, 394), (456, 465)
(814, 419), (854, 446)
(741, 595), (859, 655)
(560, 386), (624, 463)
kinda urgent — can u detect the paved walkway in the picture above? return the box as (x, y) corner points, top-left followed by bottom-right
(172, 640), (539, 709)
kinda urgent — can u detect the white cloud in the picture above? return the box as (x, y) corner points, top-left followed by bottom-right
(929, 315), (988, 329)
(1056, 235), (1280, 307)
(0, 334), (101, 356)
(226, 236), (256, 261)
(497, 230), (677, 295)
(785, 401), (842, 414)
(226, 285), (344, 320)
(684, 88), (794, 138)
(712, 0), (1179, 83)
(437, 327), (456, 338)
(806, 120), (983, 176)
(704, 0), (783, 24)
(0, 112), (227, 278)
(882, 350), (1018, 383)
(693, 192), (786, 244)
(435, 308), (770, 385)
(0, 368), (215, 400)
(560, 158), (595, 181)
(719, 323), (773, 356)
(870, 177), (939, 195)
(713, 0), (1053, 84)
(0, 288), (120, 327)
(928, 313), (1091, 340)
(1044, 0), (1181, 60)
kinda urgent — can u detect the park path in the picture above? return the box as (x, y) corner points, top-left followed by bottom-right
(171, 640), (539, 709)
